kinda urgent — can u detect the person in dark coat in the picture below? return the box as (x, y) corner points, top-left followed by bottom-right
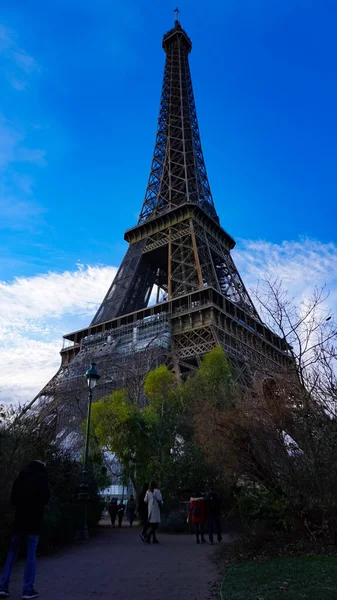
(117, 500), (125, 528)
(107, 498), (118, 527)
(126, 495), (136, 527)
(206, 491), (222, 544)
(138, 483), (150, 542)
(0, 460), (50, 600)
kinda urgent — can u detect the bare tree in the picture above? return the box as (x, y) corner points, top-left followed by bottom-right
(253, 279), (337, 412)
(192, 280), (337, 540)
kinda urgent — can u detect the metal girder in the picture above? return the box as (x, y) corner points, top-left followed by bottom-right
(173, 325), (218, 358)
(193, 223), (260, 320)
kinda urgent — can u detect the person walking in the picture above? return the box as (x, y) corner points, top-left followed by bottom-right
(126, 495), (136, 527)
(144, 481), (162, 544)
(206, 491), (222, 544)
(138, 483), (150, 542)
(117, 500), (125, 528)
(189, 492), (206, 544)
(107, 498), (118, 527)
(0, 460), (50, 600)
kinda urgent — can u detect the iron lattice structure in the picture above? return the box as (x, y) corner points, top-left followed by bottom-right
(90, 21), (259, 326)
(33, 18), (293, 440)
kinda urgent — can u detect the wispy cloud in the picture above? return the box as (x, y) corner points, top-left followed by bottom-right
(0, 25), (39, 90)
(0, 116), (46, 170)
(11, 79), (28, 91)
(234, 237), (337, 310)
(0, 116), (46, 229)
(0, 24), (45, 229)
(1, 238), (336, 405)
(0, 194), (43, 225)
(0, 18), (46, 238)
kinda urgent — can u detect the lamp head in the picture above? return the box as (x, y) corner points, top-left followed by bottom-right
(85, 362), (100, 390)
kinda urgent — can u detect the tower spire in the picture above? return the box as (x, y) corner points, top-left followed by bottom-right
(174, 7), (180, 24)
(138, 18), (218, 224)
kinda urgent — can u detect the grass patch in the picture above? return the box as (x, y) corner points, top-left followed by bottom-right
(221, 555), (337, 599)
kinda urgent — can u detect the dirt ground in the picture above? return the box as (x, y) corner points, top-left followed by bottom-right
(4, 519), (232, 599)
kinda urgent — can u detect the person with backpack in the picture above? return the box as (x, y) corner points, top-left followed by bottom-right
(144, 481), (162, 544)
(206, 491), (222, 544)
(126, 495), (136, 527)
(189, 492), (206, 544)
(0, 460), (50, 600)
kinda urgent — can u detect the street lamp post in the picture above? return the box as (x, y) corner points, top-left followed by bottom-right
(77, 362), (100, 541)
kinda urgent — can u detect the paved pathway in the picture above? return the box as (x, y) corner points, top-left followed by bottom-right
(6, 520), (231, 600)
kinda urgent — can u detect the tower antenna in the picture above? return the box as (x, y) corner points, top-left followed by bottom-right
(174, 7), (180, 24)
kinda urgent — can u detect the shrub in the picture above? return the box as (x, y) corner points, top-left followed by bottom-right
(237, 484), (288, 535)
(0, 406), (104, 560)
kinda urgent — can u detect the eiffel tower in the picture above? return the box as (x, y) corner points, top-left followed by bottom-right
(34, 15), (292, 433)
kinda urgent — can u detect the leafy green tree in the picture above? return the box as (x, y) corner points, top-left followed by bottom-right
(91, 359), (225, 500)
(143, 365), (184, 483)
(91, 366), (185, 491)
(91, 389), (149, 489)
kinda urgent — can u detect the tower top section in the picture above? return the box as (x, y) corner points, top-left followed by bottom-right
(163, 11), (192, 53)
(138, 16), (217, 224)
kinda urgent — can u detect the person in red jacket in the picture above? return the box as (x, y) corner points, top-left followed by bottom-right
(189, 492), (206, 544)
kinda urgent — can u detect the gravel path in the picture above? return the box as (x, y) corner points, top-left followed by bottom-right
(5, 520), (231, 600)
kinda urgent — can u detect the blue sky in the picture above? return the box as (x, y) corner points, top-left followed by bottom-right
(1, 0), (337, 402)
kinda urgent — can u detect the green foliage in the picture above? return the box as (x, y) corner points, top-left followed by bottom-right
(144, 365), (178, 410)
(162, 439), (220, 500)
(43, 448), (105, 549)
(221, 555), (337, 600)
(197, 345), (232, 383)
(90, 349), (240, 515)
(237, 484), (288, 533)
(185, 345), (237, 410)
(91, 389), (150, 485)
(91, 361), (220, 499)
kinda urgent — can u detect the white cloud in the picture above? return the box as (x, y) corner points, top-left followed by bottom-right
(0, 264), (117, 404)
(1, 238), (336, 405)
(0, 264), (117, 325)
(0, 338), (61, 405)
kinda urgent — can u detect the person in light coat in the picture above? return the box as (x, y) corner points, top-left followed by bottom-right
(144, 481), (162, 544)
